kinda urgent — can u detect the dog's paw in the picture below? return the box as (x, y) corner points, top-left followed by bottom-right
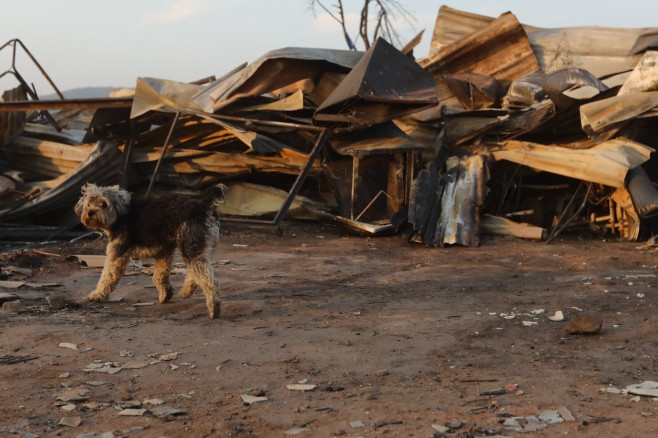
(159, 288), (173, 304)
(207, 301), (221, 319)
(87, 291), (107, 302)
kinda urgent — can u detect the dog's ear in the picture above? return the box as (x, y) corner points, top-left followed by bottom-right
(75, 183), (94, 216)
(74, 196), (84, 216)
(80, 183), (96, 196)
(106, 185), (131, 216)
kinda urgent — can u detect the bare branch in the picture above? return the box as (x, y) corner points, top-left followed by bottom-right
(307, 0), (417, 51)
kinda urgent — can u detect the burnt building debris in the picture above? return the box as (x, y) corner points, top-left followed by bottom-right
(1, 6), (658, 246)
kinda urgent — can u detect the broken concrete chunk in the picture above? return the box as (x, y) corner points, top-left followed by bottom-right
(538, 409), (564, 424)
(557, 406), (576, 422)
(241, 394), (268, 404)
(625, 381), (658, 398)
(566, 315), (602, 335)
(54, 388), (90, 402)
(150, 406), (187, 418)
(286, 384), (317, 391)
(58, 416), (82, 427)
(118, 408), (148, 416)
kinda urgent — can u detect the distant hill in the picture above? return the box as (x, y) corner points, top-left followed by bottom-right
(41, 86), (125, 100)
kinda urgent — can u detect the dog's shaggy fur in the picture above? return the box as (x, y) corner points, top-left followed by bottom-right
(74, 183), (227, 318)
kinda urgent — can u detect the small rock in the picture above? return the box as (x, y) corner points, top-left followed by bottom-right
(284, 428), (308, 435)
(600, 386), (622, 394)
(446, 420), (463, 429)
(143, 398), (165, 405)
(431, 424), (450, 433)
(566, 315), (602, 335)
(349, 421), (366, 428)
(158, 352), (179, 361)
(58, 343), (78, 351)
(548, 310), (565, 321)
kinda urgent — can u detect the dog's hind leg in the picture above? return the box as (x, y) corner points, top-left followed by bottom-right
(177, 273), (198, 299)
(186, 258), (220, 319)
(153, 255), (174, 303)
(88, 252), (129, 302)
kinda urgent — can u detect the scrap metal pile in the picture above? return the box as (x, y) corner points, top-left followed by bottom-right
(1, 5), (658, 246)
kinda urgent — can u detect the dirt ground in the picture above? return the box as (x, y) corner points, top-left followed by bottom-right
(0, 221), (656, 438)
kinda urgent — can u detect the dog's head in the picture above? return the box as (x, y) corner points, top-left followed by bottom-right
(74, 183), (131, 231)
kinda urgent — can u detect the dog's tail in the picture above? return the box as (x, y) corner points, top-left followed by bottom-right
(202, 183), (229, 207)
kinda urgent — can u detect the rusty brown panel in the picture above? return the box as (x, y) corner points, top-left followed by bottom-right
(421, 12), (539, 90)
(0, 86), (27, 146)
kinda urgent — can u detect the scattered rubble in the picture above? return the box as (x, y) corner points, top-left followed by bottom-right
(1, 5), (658, 246)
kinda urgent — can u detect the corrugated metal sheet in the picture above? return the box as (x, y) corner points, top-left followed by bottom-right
(425, 5), (656, 79)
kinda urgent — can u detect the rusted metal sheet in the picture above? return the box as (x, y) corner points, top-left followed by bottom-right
(420, 11), (539, 86)
(328, 122), (430, 158)
(0, 86), (26, 146)
(424, 6), (654, 79)
(443, 72), (502, 110)
(193, 47), (363, 113)
(525, 25), (648, 77)
(490, 139), (653, 188)
(580, 92), (658, 138)
(419, 10), (539, 118)
(315, 38), (438, 129)
(409, 153), (489, 247)
(438, 154), (489, 246)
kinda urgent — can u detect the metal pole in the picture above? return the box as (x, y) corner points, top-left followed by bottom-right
(272, 128), (330, 227)
(145, 112), (180, 198)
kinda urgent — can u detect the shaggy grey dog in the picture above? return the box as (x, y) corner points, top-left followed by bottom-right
(74, 183), (227, 318)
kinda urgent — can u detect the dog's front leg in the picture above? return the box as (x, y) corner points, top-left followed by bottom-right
(88, 244), (129, 301)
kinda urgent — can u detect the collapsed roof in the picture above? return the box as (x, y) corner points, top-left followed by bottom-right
(1, 5), (658, 246)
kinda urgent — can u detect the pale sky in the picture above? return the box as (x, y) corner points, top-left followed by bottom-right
(1, 0), (657, 94)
